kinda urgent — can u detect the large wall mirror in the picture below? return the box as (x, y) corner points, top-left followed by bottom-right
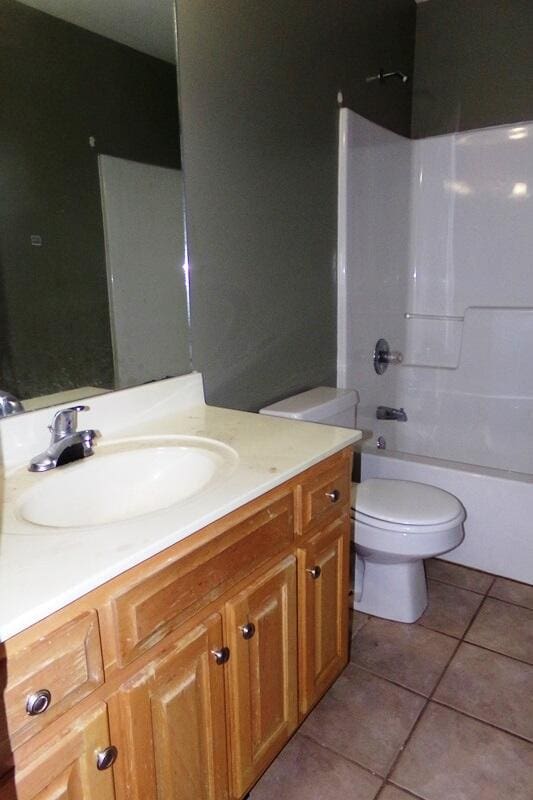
(0, 0), (190, 413)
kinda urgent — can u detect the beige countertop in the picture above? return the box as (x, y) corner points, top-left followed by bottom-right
(0, 374), (360, 641)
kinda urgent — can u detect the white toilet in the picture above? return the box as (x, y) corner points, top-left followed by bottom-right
(260, 386), (465, 623)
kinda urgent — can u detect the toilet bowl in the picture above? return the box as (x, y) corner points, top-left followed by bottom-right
(259, 387), (466, 624)
(352, 478), (465, 622)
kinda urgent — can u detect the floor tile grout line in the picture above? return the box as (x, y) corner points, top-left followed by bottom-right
(458, 637), (533, 669)
(429, 697), (533, 746)
(350, 614), (372, 641)
(415, 577), (488, 638)
(477, 592), (533, 615)
(351, 662), (440, 700)
(458, 592), (489, 643)
(350, 577), (508, 796)
(458, 592), (533, 667)
(425, 576), (488, 596)
(350, 567), (533, 797)
(430, 558), (496, 586)
(486, 593), (533, 613)
(353, 615), (464, 647)
(296, 730), (388, 784)
(416, 619), (470, 640)
(374, 780), (427, 800)
(350, 587), (533, 792)
(379, 781), (430, 800)
(379, 632), (463, 787)
(430, 562), (533, 605)
(378, 695), (431, 787)
(376, 579), (532, 793)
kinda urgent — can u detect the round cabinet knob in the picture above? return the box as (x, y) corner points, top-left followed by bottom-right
(306, 565), (322, 580)
(26, 689), (52, 716)
(211, 646), (230, 665)
(240, 622), (256, 640)
(325, 489), (340, 503)
(96, 746), (118, 771)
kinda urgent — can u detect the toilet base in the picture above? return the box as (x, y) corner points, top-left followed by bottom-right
(353, 558), (428, 623)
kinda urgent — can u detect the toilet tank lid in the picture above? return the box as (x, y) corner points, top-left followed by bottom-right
(259, 386), (359, 421)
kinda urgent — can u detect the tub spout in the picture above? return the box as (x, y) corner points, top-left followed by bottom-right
(376, 406), (408, 422)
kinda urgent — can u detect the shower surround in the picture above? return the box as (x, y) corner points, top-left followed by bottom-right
(338, 108), (533, 582)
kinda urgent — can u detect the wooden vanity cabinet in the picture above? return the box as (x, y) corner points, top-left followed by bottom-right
(109, 613), (229, 800)
(297, 516), (350, 716)
(224, 556), (298, 798)
(109, 556), (298, 800)
(3, 704), (115, 800)
(2, 448), (352, 800)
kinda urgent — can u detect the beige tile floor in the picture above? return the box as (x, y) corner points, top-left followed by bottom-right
(251, 560), (533, 800)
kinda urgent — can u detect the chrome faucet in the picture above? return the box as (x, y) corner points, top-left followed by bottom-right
(29, 405), (98, 472)
(0, 389), (24, 417)
(376, 406), (408, 422)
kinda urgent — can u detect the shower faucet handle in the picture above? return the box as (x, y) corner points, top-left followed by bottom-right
(373, 338), (403, 375)
(381, 351), (403, 365)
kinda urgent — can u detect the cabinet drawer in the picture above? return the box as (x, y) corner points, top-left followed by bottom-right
(109, 492), (294, 667)
(299, 453), (351, 535)
(1, 611), (104, 757)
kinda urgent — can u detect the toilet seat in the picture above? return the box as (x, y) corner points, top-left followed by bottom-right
(352, 508), (465, 535)
(351, 478), (465, 534)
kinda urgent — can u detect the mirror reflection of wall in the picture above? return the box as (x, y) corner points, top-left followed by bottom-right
(0, 0), (190, 411)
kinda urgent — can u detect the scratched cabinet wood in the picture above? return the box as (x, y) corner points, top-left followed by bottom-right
(297, 516), (350, 716)
(224, 556), (298, 799)
(108, 613), (229, 800)
(2, 704), (115, 800)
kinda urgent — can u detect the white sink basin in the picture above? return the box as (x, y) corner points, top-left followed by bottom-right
(17, 435), (238, 528)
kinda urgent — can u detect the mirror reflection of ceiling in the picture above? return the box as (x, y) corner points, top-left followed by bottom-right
(15, 0), (176, 62)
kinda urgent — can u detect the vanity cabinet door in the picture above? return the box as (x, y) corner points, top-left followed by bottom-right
(108, 613), (228, 800)
(298, 515), (350, 716)
(5, 704), (115, 800)
(224, 556), (298, 799)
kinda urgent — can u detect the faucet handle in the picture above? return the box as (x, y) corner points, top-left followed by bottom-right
(50, 405), (89, 438)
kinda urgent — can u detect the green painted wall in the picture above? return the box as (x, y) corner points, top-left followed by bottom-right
(176, 0), (415, 410)
(412, 0), (533, 138)
(0, 0), (179, 398)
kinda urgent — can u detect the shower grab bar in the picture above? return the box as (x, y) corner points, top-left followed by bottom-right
(404, 313), (464, 321)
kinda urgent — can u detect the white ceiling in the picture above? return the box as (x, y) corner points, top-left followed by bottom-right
(17, 0), (177, 62)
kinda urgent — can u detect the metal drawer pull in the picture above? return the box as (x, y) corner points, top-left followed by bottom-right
(306, 565), (322, 580)
(96, 746), (118, 771)
(325, 489), (340, 503)
(26, 689), (52, 716)
(240, 622), (256, 640)
(211, 646), (230, 665)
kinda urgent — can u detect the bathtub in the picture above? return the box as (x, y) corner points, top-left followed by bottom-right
(361, 447), (533, 584)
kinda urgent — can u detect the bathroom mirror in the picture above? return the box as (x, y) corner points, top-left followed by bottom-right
(0, 0), (191, 412)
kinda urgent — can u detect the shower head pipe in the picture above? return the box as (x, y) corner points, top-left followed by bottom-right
(366, 68), (409, 84)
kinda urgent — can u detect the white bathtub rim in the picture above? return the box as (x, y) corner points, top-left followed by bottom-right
(360, 444), (533, 485)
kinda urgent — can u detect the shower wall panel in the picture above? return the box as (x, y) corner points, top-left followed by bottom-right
(338, 108), (533, 474)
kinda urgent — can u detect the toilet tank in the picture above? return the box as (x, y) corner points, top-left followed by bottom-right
(259, 386), (359, 429)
